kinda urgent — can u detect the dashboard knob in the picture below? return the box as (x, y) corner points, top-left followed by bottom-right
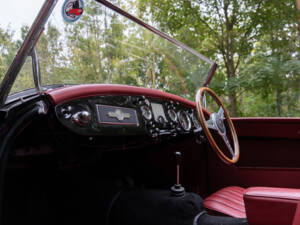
(72, 111), (91, 126)
(157, 116), (165, 125)
(147, 121), (155, 128)
(61, 106), (73, 119)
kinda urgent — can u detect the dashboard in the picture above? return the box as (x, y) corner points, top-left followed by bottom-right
(55, 95), (202, 138)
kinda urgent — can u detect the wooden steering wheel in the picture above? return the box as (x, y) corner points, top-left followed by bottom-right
(195, 87), (240, 164)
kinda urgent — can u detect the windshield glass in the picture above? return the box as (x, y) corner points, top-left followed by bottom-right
(0, 1), (44, 87)
(27, 0), (213, 100)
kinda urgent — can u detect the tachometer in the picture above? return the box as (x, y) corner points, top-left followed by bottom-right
(178, 111), (191, 131)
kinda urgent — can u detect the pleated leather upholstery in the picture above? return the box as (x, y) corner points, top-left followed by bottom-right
(204, 186), (246, 218)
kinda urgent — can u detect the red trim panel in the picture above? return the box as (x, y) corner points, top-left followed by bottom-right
(244, 187), (300, 225)
(46, 84), (196, 107)
(231, 117), (300, 168)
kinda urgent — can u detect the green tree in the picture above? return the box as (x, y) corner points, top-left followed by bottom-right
(138, 0), (299, 116)
(0, 27), (17, 82)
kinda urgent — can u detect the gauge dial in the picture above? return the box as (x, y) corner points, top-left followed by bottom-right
(192, 113), (201, 129)
(140, 105), (152, 120)
(168, 109), (178, 122)
(144, 99), (150, 106)
(178, 111), (191, 131)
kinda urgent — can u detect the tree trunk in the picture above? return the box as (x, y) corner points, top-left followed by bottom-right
(223, 3), (239, 117)
(296, 0), (300, 32)
(229, 91), (238, 117)
(226, 56), (238, 117)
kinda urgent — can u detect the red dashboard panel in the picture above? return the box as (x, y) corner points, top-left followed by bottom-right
(46, 84), (196, 108)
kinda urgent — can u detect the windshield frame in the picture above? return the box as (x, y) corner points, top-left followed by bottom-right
(0, 0), (217, 107)
(0, 0), (58, 107)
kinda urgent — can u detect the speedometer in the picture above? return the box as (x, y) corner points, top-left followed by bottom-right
(177, 111), (191, 131)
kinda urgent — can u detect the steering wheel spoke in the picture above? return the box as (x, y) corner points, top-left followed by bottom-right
(217, 107), (225, 120)
(221, 134), (235, 158)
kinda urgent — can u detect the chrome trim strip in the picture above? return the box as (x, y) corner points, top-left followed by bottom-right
(0, 0), (58, 107)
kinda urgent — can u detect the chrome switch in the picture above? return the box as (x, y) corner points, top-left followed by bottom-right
(72, 111), (91, 126)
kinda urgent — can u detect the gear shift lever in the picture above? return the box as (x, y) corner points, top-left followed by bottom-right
(171, 151), (185, 197)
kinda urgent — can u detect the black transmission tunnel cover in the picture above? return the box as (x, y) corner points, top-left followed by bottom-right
(109, 189), (204, 225)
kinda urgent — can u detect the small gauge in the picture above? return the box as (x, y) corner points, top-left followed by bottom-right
(141, 105), (152, 120)
(168, 109), (178, 122)
(192, 113), (201, 129)
(178, 111), (191, 131)
(144, 99), (150, 106)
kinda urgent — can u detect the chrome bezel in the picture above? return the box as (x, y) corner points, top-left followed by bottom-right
(192, 113), (201, 129)
(168, 109), (178, 122)
(178, 110), (191, 131)
(140, 105), (152, 120)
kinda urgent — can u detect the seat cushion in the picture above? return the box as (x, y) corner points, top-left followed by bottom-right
(204, 186), (246, 218)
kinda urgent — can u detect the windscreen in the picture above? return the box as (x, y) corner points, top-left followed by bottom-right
(0, 1), (44, 93)
(5, 0), (214, 101)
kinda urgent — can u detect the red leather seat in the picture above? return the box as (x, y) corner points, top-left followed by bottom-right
(204, 186), (246, 218)
(244, 187), (300, 225)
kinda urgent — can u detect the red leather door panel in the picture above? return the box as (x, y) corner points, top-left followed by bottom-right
(207, 117), (300, 194)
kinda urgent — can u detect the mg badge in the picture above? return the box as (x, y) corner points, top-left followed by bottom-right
(107, 109), (131, 121)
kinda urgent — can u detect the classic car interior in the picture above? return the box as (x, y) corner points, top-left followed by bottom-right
(1, 83), (300, 225)
(1, 1), (300, 225)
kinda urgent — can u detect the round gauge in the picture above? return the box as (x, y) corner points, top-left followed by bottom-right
(192, 113), (201, 129)
(168, 109), (178, 122)
(178, 111), (192, 131)
(140, 105), (152, 120)
(144, 99), (150, 106)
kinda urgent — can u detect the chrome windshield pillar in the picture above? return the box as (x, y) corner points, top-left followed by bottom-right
(0, 0), (58, 107)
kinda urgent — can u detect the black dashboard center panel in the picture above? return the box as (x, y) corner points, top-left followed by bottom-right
(55, 95), (203, 138)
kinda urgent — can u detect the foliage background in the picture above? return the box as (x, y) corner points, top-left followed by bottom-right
(0, 0), (299, 117)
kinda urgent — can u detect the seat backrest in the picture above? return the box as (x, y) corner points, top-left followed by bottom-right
(244, 187), (300, 225)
